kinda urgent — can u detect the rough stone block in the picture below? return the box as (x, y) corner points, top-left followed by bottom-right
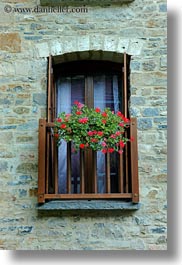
(0, 161), (8, 172)
(128, 39), (144, 56)
(143, 108), (159, 117)
(90, 34), (104, 51)
(62, 37), (78, 54)
(160, 56), (167, 68)
(142, 60), (158, 71)
(77, 35), (90, 52)
(16, 163), (38, 173)
(104, 36), (118, 52)
(159, 3), (167, 12)
(49, 40), (63, 56)
(131, 72), (167, 86)
(35, 42), (50, 58)
(131, 96), (145, 105)
(33, 93), (46, 106)
(138, 118), (153, 130)
(0, 33), (21, 53)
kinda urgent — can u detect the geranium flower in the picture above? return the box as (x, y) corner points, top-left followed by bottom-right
(108, 148), (114, 153)
(55, 103), (132, 153)
(115, 131), (121, 136)
(119, 122), (124, 127)
(60, 124), (66, 129)
(118, 149), (123, 155)
(117, 111), (123, 117)
(80, 143), (85, 149)
(102, 112), (108, 117)
(95, 107), (101, 113)
(91, 138), (98, 143)
(123, 117), (130, 123)
(74, 100), (79, 105)
(97, 131), (103, 136)
(101, 149), (107, 154)
(101, 142), (107, 147)
(77, 102), (84, 109)
(78, 117), (89, 124)
(119, 140), (125, 148)
(76, 111), (82, 115)
(87, 131), (94, 136)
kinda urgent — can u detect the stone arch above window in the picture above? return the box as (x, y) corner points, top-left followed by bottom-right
(35, 35), (144, 59)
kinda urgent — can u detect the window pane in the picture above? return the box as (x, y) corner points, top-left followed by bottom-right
(56, 76), (85, 194)
(93, 75), (119, 112)
(93, 74), (120, 193)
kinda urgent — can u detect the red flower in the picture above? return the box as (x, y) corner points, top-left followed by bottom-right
(123, 117), (130, 123)
(130, 136), (134, 142)
(102, 119), (107, 124)
(115, 131), (121, 136)
(108, 148), (114, 153)
(97, 131), (103, 136)
(76, 111), (82, 115)
(80, 143), (85, 149)
(117, 111), (123, 118)
(102, 112), (108, 117)
(54, 133), (59, 138)
(91, 138), (98, 143)
(57, 118), (62, 123)
(95, 107), (101, 113)
(77, 102), (84, 109)
(60, 124), (66, 129)
(119, 140), (125, 148)
(101, 149), (107, 154)
(78, 117), (89, 124)
(119, 122), (124, 127)
(87, 131), (94, 136)
(74, 100), (79, 105)
(101, 142), (107, 147)
(110, 134), (116, 139)
(118, 149), (123, 155)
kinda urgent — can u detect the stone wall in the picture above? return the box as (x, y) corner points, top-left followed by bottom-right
(0, 0), (167, 250)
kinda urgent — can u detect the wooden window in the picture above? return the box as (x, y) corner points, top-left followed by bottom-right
(38, 54), (139, 204)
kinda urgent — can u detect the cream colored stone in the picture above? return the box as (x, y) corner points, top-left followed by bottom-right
(35, 42), (50, 58)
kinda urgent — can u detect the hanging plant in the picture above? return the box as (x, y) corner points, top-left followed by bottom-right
(54, 101), (133, 154)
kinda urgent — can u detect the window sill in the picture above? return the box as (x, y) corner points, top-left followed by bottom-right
(37, 200), (141, 211)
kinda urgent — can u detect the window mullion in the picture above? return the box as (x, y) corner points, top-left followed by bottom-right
(85, 76), (94, 108)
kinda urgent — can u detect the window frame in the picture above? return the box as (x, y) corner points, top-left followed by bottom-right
(38, 54), (139, 204)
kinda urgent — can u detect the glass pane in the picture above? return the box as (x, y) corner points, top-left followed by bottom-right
(94, 75), (119, 112)
(93, 74), (120, 193)
(56, 76), (85, 194)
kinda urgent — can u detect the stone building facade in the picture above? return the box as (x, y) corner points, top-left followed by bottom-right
(0, 0), (167, 250)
